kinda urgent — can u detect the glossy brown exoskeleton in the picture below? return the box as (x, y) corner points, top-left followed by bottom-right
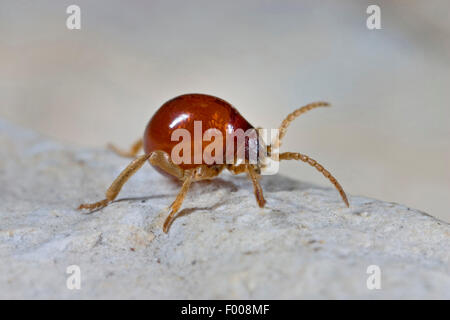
(78, 93), (348, 232)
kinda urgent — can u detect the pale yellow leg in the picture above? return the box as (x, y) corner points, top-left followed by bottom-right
(163, 171), (195, 233)
(78, 153), (151, 211)
(279, 152), (349, 207)
(149, 150), (185, 180)
(246, 165), (266, 208)
(108, 138), (143, 158)
(227, 164), (246, 175)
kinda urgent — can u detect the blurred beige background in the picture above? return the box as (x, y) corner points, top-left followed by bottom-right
(1, 1), (449, 222)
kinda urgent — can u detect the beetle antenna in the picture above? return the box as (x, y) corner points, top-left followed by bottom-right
(279, 152), (349, 207)
(275, 102), (329, 148)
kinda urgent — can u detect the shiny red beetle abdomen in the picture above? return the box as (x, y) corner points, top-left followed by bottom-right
(143, 93), (255, 171)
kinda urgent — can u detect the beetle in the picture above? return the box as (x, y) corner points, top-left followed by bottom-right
(78, 93), (349, 233)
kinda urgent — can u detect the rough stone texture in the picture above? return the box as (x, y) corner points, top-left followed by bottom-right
(0, 119), (449, 299)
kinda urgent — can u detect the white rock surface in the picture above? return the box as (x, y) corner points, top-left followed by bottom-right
(0, 119), (449, 299)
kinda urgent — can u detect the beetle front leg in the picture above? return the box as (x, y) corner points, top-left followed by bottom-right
(162, 170), (195, 233)
(246, 165), (266, 208)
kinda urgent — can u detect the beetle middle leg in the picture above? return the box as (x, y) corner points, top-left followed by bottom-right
(162, 170), (195, 233)
(78, 153), (151, 211)
(108, 138), (143, 158)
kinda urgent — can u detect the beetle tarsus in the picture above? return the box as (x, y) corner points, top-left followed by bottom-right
(77, 199), (109, 211)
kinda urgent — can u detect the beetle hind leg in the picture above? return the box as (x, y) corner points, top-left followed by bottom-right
(108, 138), (143, 158)
(78, 153), (151, 211)
(78, 199), (109, 211)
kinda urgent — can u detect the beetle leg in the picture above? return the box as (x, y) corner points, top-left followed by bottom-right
(149, 150), (185, 180)
(276, 102), (329, 148)
(279, 152), (349, 207)
(226, 164), (246, 175)
(78, 153), (151, 211)
(163, 170), (195, 233)
(246, 165), (266, 208)
(108, 138), (143, 158)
